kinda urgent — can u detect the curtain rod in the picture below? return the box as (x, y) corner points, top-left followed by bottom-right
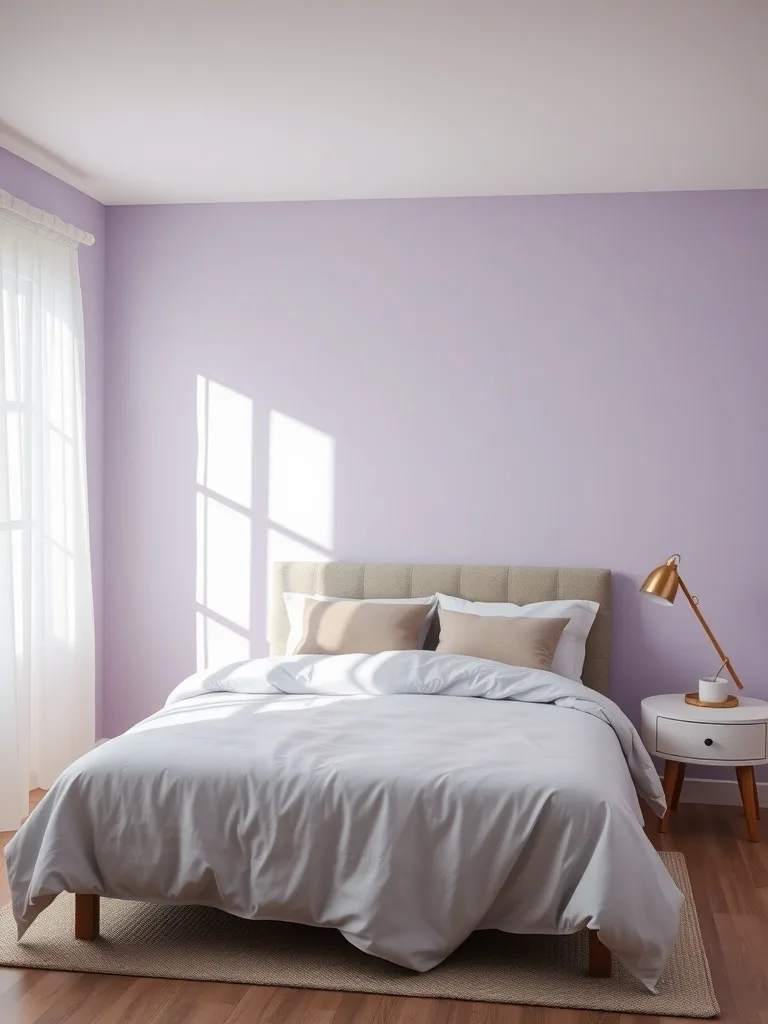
(0, 189), (95, 247)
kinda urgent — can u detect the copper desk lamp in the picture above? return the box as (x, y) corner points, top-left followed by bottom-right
(640, 554), (743, 708)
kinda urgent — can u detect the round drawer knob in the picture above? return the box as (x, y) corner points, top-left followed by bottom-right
(704, 738), (713, 747)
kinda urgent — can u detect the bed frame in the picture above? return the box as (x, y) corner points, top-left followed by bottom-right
(72, 892), (612, 976)
(75, 560), (614, 978)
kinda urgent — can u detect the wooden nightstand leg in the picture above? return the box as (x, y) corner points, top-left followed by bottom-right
(753, 771), (760, 820)
(670, 760), (686, 810)
(736, 766), (760, 843)
(660, 760), (683, 833)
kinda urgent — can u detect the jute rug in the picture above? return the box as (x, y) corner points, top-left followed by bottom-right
(0, 851), (717, 1017)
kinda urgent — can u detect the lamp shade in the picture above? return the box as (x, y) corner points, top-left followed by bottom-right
(640, 557), (680, 605)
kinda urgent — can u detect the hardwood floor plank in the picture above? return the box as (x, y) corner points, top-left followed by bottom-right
(713, 911), (768, 1024)
(83, 977), (187, 1024)
(148, 985), (250, 1024)
(710, 840), (758, 916)
(33, 974), (135, 1024)
(738, 833), (768, 890)
(511, 1005), (549, 1023)
(0, 967), (28, 997)
(295, 989), (347, 1024)
(430, 999), (473, 1024)
(485, 1002), (534, 1022)
(331, 993), (384, 1024)
(367, 994), (428, 1024)
(264, 986), (325, 1024)
(227, 987), (379, 1024)
(718, 909), (768, 1019)
(568, 1014), (619, 1024)
(433, 1000), (510, 1024)
(220, 985), (289, 1024)
(0, 968), (84, 1022)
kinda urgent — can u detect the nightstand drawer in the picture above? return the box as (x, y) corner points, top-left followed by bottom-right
(656, 716), (768, 762)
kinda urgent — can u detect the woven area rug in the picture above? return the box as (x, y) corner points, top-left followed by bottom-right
(0, 851), (718, 1017)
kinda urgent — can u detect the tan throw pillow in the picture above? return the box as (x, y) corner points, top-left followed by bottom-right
(294, 598), (432, 655)
(436, 609), (569, 671)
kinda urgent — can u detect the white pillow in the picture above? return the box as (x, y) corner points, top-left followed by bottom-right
(284, 593), (437, 655)
(435, 593), (599, 682)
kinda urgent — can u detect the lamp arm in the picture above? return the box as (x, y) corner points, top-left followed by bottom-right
(677, 575), (744, 690)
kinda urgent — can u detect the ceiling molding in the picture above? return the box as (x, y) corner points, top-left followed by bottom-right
(0, 120), (103, 199)
(2, 1), (767, 206)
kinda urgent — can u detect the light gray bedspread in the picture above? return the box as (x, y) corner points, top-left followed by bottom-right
(6, 652), (681, 991)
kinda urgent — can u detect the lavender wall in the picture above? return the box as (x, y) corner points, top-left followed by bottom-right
(0, 148), (106, 730)
(103, 192), (768, 779)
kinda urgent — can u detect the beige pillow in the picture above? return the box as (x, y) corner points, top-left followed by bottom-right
(436, 609), (569, 671)
(294, 598), (432, 655)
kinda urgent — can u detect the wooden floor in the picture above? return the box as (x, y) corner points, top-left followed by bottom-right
(2, 793), (767, 1023)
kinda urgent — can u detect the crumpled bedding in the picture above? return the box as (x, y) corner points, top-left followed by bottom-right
(6, 651), (681, 991)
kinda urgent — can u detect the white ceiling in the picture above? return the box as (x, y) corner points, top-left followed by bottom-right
(1, 0), (767, 206)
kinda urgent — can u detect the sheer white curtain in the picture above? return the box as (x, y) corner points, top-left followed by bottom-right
(0, 192), (95, 830)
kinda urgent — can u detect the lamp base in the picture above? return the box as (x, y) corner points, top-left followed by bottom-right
(684, 691), (739, 709)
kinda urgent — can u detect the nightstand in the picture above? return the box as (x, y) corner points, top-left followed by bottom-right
(641, 693), (768, 842)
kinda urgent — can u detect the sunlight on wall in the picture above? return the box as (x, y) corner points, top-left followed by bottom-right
(196, 376), (253, 670)
(197, 374), (252, 508)
(266, 411), (335, 641)
(196, 493), (251, 629)
(195, 380), (337, 665)
(195, 609), (251, 669)
(268, 411), (334, 550)
(266, 528), (332, 568)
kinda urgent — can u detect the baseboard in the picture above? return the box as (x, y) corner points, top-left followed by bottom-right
(674, 776), (768, 808)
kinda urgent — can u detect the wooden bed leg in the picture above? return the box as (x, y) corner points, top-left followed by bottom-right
(588, 929), (611, 977)
(75, 894), (100, 939)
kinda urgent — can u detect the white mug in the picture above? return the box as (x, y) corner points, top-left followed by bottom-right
(698, 676), (730, 704)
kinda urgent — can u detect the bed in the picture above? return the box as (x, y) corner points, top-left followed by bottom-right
(5, 561), (682, 992)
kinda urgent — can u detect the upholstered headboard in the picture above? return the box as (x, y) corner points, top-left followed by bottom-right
(270, 562), (611, 695)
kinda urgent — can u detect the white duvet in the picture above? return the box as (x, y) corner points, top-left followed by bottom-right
(6, 652), (682, 991)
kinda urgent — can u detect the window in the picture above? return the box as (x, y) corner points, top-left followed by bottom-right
(1, 269), (32, 659)
(1, 212), (95, 830)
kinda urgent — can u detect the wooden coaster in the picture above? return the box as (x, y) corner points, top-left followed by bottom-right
(684, 691), (739, 709)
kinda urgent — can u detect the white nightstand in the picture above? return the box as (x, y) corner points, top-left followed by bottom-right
(641, 693), (768, 842)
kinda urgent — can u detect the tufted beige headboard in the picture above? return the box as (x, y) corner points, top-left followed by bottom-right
(270, 562), (611, 695)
